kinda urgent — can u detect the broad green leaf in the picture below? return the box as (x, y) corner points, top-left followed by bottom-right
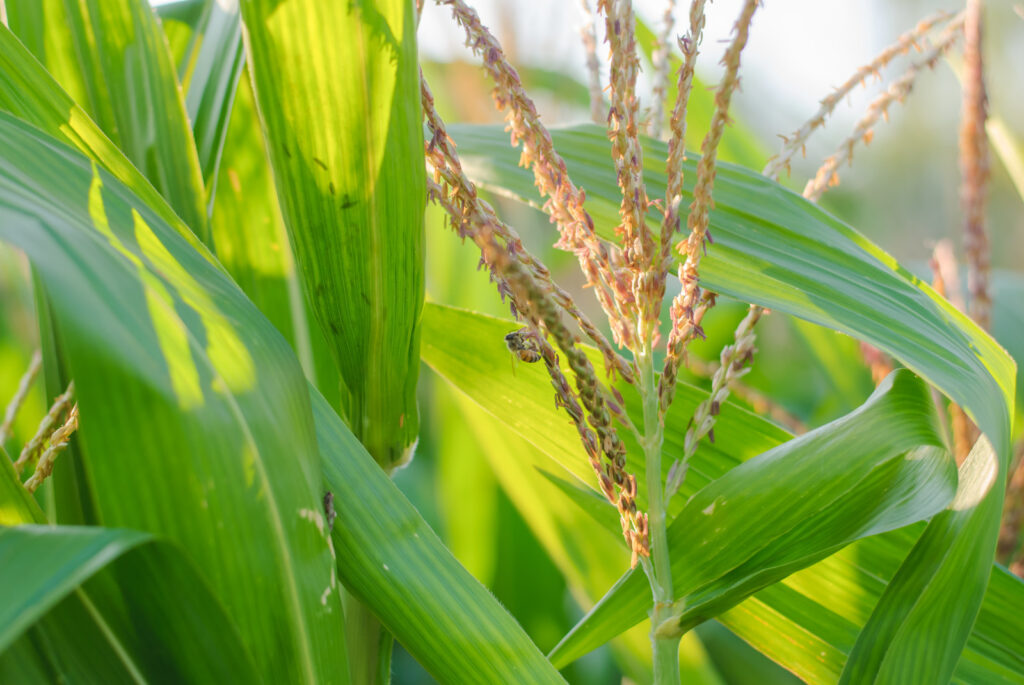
(6, 0), (210, 246)
(0, 525), (262, 684)
(451, 388), (725, 685)
(0, 113), (348, 683)
(240, 0), (425, 468)
(0, 24), (210, 257)
(313, 387), (567, 685)
(209, 67), (344, 411)
(550, 370), (956, 662)
(447, 123), (1014, 458)
(446, 123), (1015, 676)
(421, 304), (1024, 684)
(0, 457), (261, 683)
(181, 0), (245, 201)
(840, 436), (1001, 684)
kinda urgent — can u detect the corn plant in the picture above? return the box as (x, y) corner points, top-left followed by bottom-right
(0, 0), (1021, 683)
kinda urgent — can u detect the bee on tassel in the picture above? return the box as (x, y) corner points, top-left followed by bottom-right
(504, 328), (542, 375)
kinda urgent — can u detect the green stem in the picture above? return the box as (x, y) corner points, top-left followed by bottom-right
(343, 589), (393, 685)
(637, 348), (680, 684)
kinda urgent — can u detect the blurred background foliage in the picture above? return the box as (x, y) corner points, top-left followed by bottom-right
(0, 1), (1020, 682)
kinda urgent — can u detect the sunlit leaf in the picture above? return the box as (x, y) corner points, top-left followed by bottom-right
(445, 124), (1016, 678)
(314, 387), (567, 685)
(181, 0), (245, 202)
(0, 24), (210, 256)
(422, 303), (1024, 684)
(0, 112), (348, 683)
(240, 0), (425, 468)
(6, 0), (210, 245)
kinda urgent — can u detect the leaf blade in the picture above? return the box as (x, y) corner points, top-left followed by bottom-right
(7, 0), (210, 245)
(421, 303), (1024, 684)
(0, 112), (348, 683)
(313, 387), (567, 685)
(239, 0), (425, 466)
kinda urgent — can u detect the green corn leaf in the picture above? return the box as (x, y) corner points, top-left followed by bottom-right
(209, 69), (344, 411)
(0, 525), (262, 684)
(314, 387), (567, 685)
(6, 0), (209, 246)
(0, 455), (260, 683)
(444, 124), (1015, 679)
(0, 24), (210, 257)
(181, 0), (245, 202)
(239, 0), (425, 468)
(550, 370), (955, 662)
(839, 436), (1001, 684)
(421, 303), (1024, 684)
(0, 112), (348, 683)
(446, 123), (1014, 458)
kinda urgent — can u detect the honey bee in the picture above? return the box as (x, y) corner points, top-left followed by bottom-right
(505, 328), (542, 364)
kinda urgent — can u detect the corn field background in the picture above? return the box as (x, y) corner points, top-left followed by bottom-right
(0, 0), (1022, 683)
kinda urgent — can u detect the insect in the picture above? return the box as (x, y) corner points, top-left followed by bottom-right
(505, 328), (542, 366)
(323, 491), (336, 533)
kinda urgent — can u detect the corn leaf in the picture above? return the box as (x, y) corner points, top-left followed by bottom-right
(549, 370), (955, 661)
(421, 303), (1024, 684)
(445, 124), (1015, 680)
(181, 0), (245, 201)
(0, 24), (210, 256)
(6, 0), (209, 246)
(0, 112), (569, 685)
(314, 388), (567, 685)
(239, 0), (425, 468)
(209, 70), (344, 411)
(840, 437), (1001, 684)
(0, 525), (262, 684)
(0, 452), (261, 684)
(0, 112), (348, 683)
